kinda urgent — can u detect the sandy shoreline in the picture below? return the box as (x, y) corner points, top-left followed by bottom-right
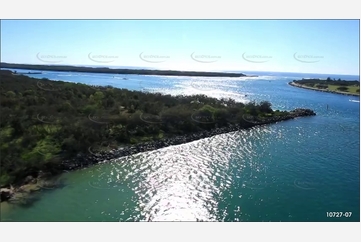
(289, 81), (360, 97)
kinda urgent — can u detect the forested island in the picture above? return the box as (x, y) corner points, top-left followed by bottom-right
(0, 62), (249, 77)
(289, 77), (360, 96)
(0, 70), (316, 202)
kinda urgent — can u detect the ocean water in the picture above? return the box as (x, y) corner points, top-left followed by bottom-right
(0, 68), (359, 222)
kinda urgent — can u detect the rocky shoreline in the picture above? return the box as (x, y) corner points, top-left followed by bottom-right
(0, 171), (64, 204)
(289, 81), (360, 97)
(0, 108), (316, 203)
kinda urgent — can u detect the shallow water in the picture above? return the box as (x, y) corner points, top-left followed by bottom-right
(1, 69), (359, 221)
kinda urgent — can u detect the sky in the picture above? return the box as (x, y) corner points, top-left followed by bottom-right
(1, 20), (359, 75)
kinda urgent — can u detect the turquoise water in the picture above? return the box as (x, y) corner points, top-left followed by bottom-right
(1, 69), (359, 222)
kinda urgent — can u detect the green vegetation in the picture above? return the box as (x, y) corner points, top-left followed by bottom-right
(0, 62), (248, 77)
(292, 77), (360, 95)
(0, 70), (290, 187)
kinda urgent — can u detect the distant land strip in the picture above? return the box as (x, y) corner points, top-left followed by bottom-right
(0, 62), (253, 78)
(289, 81), (360, 97)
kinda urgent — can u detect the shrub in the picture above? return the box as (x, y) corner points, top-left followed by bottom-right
(337, 86), (348, 92)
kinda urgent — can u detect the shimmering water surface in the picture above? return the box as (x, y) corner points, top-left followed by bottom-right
(1, 69), (360, 221)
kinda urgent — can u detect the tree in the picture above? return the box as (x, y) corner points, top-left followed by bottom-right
(0, 69), (298, 186)
(5, 91), (16, 98)
(245, 101), (258, 116)
(259, 101), (272, 113)
(213, 109), (229, 124)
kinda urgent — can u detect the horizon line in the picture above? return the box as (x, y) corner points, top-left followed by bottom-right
(0, 61), (359, 77)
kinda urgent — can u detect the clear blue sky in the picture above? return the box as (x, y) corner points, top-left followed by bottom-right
(1, 20), (359, 75)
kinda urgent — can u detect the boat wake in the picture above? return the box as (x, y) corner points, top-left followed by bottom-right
(349, 99), (360, 103)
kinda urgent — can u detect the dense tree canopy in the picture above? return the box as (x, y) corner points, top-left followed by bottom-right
(0, 70), (283, 186)
(294, 78), (359, 87)
(0, 62), (247, 77)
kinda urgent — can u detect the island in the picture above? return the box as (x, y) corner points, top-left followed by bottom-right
(289, 77), (360, 96)
(1, 62), (250, 78)
(13, 71), (43, 75)
(0, 70), (316, 203)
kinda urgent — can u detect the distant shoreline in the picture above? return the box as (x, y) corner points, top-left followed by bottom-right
(0, 62), (253, 78)
(289, 81), (360, 97)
